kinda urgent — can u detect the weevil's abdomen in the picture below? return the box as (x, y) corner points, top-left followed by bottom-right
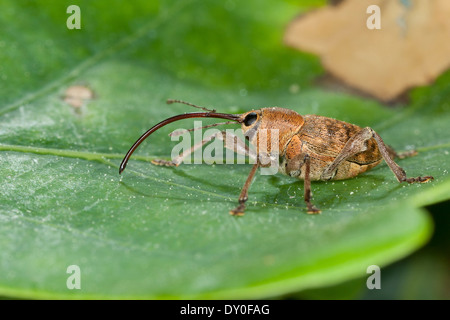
(280, 115), (383, 181)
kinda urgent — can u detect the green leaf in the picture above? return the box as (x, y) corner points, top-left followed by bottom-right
(0, 0), (449, 299)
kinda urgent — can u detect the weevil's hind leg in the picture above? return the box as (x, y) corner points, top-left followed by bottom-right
(379, 141), (422, 161)
(393, 149), (418, 160)
(152, 131), (257, 167)
(230, 161), (259, 216)
(385, 145), (399, 160)
(320, 127), (433, 184)
(370, 129), (433, 183)
(303, 154), (321, 214)
(383, 144), (417, 160)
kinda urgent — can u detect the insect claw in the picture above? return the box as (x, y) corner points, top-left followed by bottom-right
(229, 204), (246, 216)
(307, 207), (321, 214)
(421, 176), (434, 183)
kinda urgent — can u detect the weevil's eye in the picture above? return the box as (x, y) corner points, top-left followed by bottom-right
(243, 112), (258, 126)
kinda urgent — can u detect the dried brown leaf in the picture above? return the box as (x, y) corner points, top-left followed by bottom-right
(284, 0), (450, 101)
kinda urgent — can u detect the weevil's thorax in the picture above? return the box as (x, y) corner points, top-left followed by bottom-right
(240, 107), (304, 160)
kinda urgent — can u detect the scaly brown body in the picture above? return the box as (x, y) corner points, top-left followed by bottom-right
(281, 114), (383, 181)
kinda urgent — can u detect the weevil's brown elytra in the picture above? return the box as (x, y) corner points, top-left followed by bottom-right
(120, 100), (434, 216)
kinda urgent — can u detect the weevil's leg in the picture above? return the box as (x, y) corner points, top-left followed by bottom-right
(320, 127), (433, 183)
(385, 145), (399, 160)
(381, 144), (417, 160)
(303, 154), (321, 214)
(370, 129), (433, 183)
(218, 131), (257, 163)
(151, 132), (217, 167)
(152, 131), (257, 167)
(230, 161), (259, 216)
(380, 144), (417, 160)
(395, 149), (418, 159)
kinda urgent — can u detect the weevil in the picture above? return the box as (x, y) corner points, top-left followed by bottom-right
(119, 99), (434, 215)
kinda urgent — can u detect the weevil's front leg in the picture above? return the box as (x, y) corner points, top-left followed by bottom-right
(303, 154), (321, 214)
(321, 127), (433, 183)
(152, 131), (257, 167)
(230, 161), (259, 216)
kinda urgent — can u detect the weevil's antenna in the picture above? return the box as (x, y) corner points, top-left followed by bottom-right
(167, 99), (216, 113)
(169, 121), (236, 137)
(119, 111), (241, 174)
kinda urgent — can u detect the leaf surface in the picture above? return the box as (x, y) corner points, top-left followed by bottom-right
(0, 0), (449, 299)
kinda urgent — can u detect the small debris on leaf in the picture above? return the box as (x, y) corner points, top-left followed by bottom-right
(63, 85), (94, 109)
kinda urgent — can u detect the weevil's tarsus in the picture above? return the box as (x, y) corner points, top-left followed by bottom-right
(167, 99), (217, 113)
(151, 159), (179, 167)
(230, 161), (260, 216)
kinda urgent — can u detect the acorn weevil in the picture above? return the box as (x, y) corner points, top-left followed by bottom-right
(120, 100), (433, 216)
